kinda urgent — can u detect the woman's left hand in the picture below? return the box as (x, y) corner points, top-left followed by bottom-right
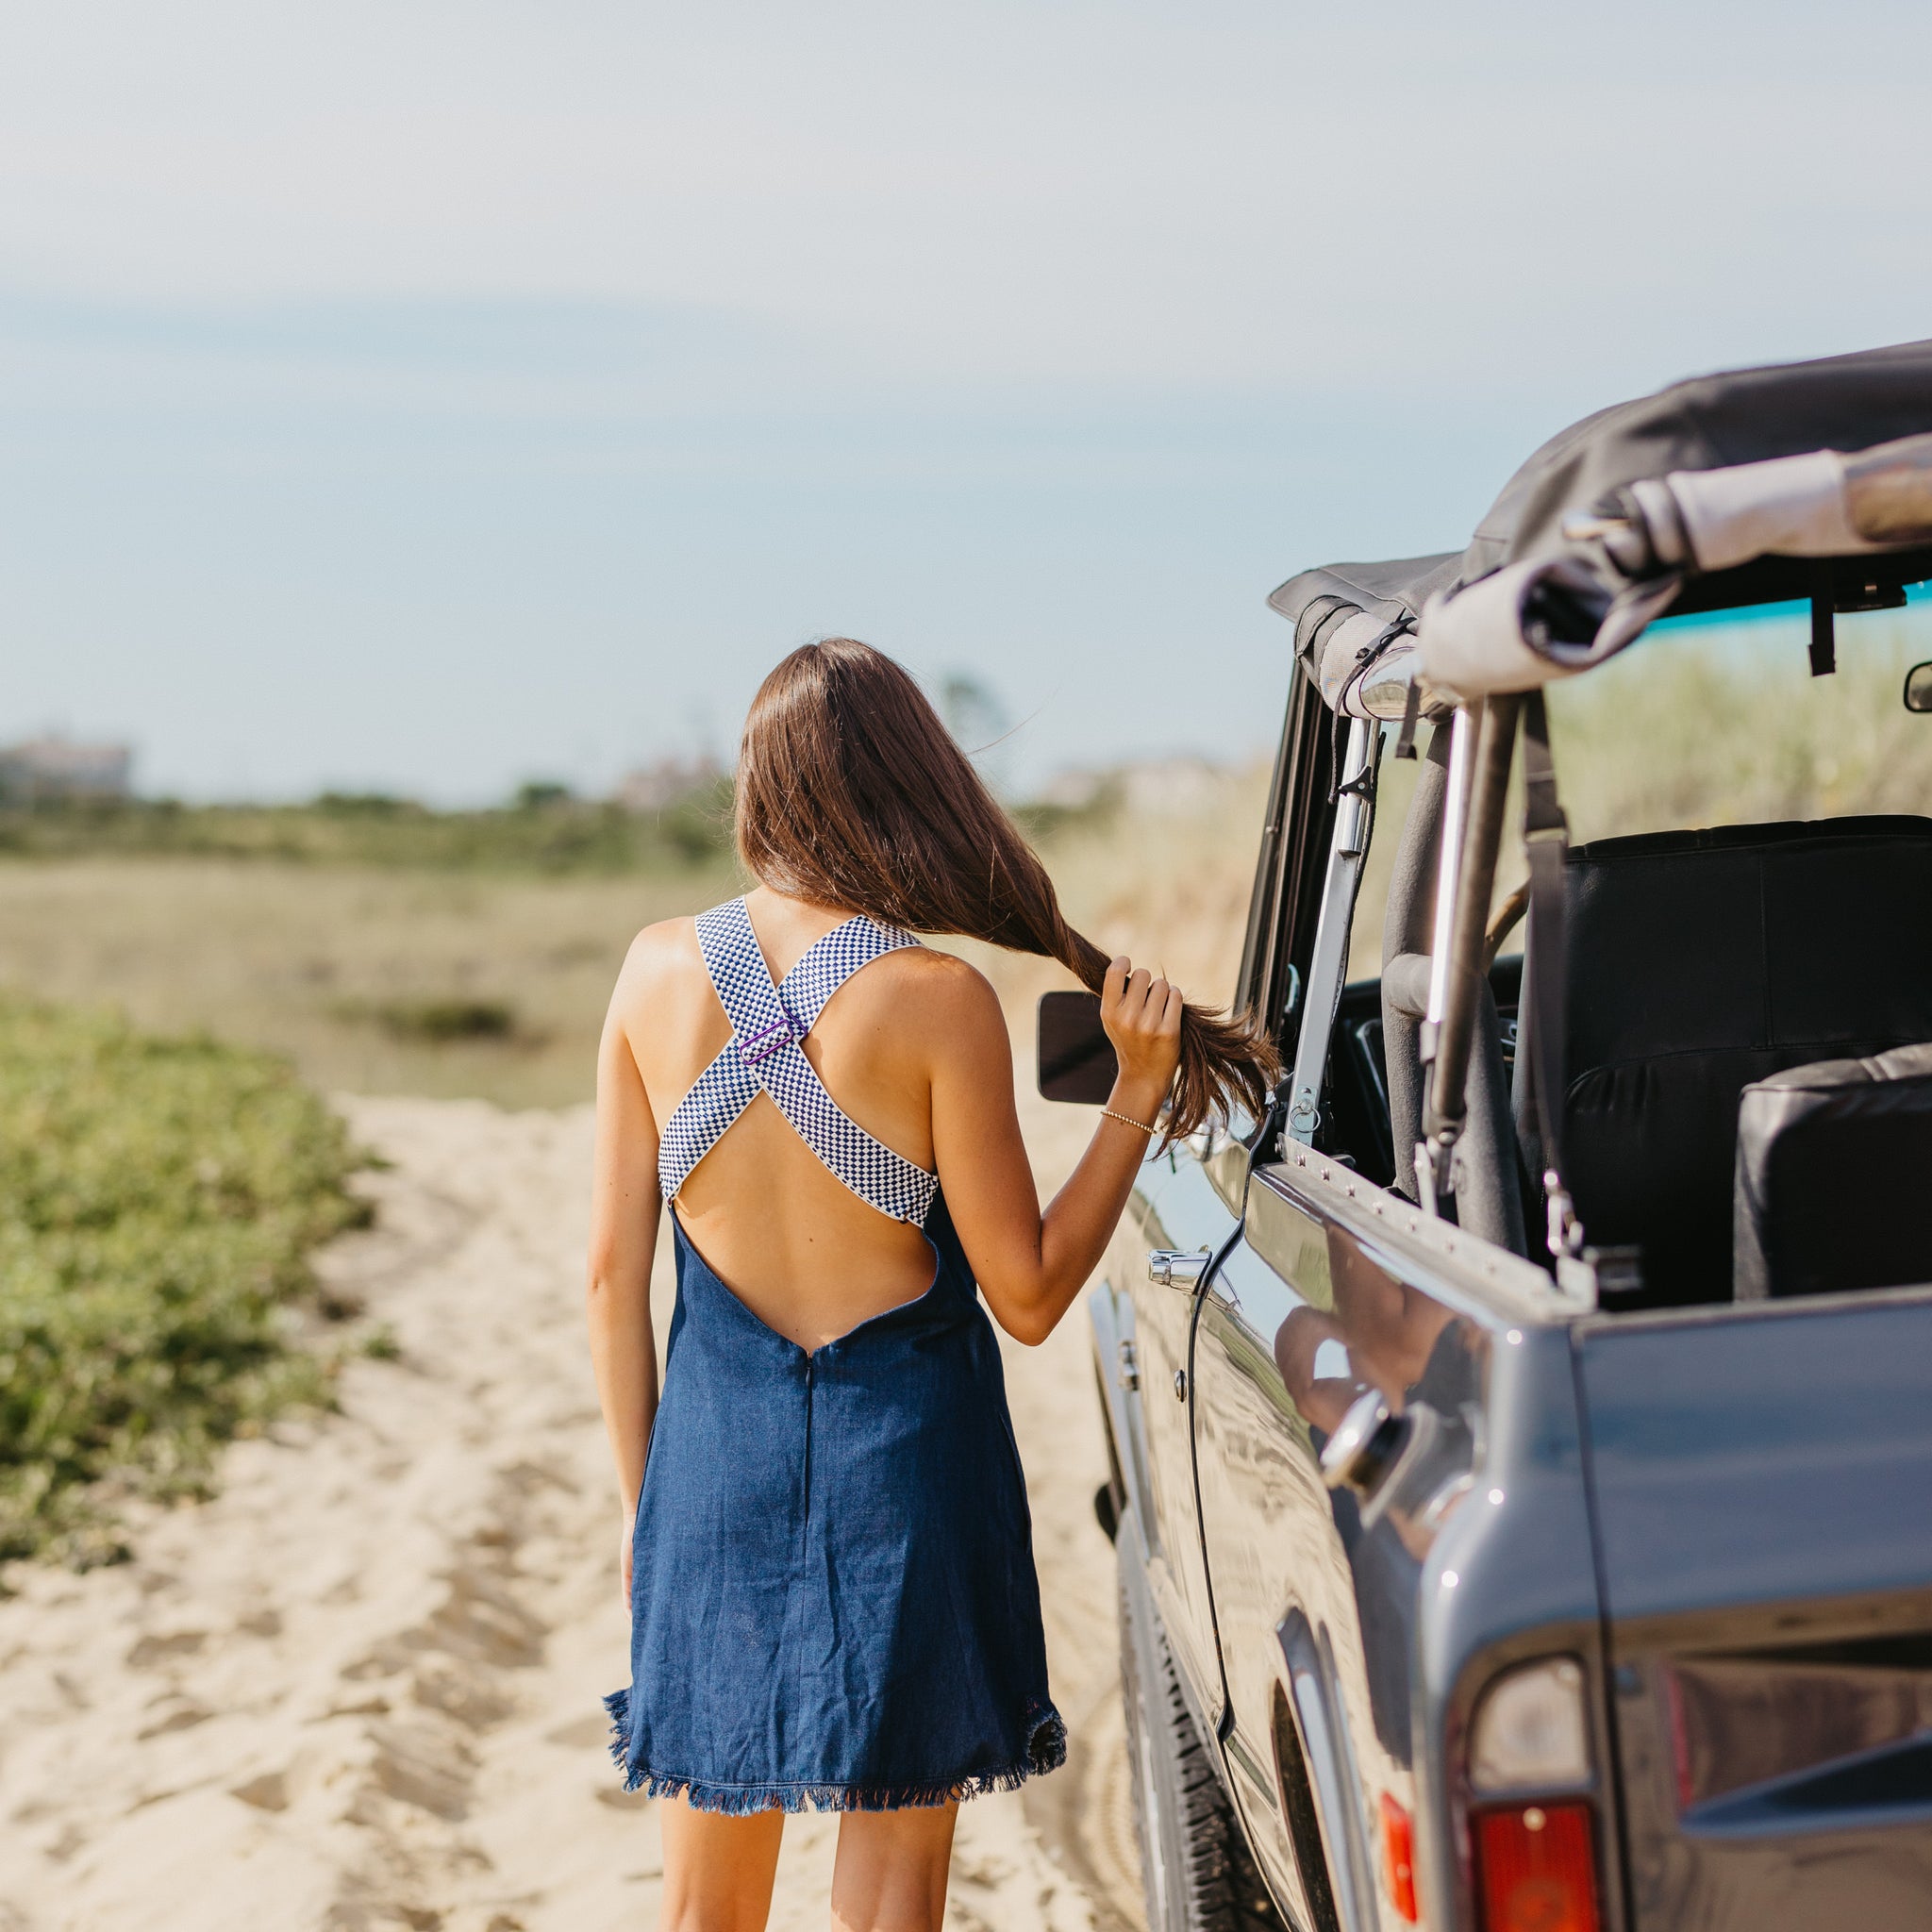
(1101, 956), (1184, 1118)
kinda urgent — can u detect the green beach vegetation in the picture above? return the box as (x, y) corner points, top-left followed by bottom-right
(0, 1000), (368, 1566)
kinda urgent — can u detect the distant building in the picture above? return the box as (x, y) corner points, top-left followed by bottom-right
(0, 735), (134, 805)
(613, 755), (722, 813)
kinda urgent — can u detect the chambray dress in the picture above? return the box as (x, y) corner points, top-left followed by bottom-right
(603, 897), (1064, 1812)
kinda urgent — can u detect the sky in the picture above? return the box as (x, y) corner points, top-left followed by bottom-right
(4, 1), (1930, 802)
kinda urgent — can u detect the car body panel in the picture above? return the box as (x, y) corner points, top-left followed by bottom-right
(1084, 389), (1932, 1926)
(1106, 1145), (1234, 1736)
(1576, 1289), (1932, 1932)
(1098, 998), (1932, 1932)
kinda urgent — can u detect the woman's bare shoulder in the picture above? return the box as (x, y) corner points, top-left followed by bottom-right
(611, 915), (703, 1009)
(859, 945), (1008, 1041)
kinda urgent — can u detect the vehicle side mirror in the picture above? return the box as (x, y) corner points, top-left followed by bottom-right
(1036, 991), (1117, 1104)
(1907, 661), (1932, 713)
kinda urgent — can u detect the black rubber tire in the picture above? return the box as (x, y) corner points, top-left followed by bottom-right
(1117, 1524), (1280, 1932)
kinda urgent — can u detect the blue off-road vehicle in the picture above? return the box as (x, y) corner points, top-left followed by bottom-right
(1041, 342), (1932, 1932)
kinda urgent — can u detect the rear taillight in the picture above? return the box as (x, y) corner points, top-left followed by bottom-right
(1470, 1657), (1591, 1792)
(1473, 1801), (1601, 1932)
(1378, 1791), (1418, 1923)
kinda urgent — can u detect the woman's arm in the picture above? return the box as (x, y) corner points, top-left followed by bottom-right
(931, 956), (1182, 1346)
(586, 979), (663, 1597)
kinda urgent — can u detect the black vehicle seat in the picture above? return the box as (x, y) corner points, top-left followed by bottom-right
(1734, 1044), (1932, 1300)
(1518, 816), (1932, 1307)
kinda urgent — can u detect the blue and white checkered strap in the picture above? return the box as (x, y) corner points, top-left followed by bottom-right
(656, 897), (938, 1224)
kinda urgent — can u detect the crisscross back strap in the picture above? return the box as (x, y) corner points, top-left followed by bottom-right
(656, 898), (938, 1224)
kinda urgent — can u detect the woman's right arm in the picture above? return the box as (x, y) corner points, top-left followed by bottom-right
(931, 955), (1182, 1346)
(586, 967), (663, 1597)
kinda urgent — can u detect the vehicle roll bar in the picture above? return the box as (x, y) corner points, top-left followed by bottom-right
(1428, 695), (1522, 1140)
(1418, 697), (1520, 1200)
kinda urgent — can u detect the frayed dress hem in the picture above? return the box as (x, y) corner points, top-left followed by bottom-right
(603, 1689), (1066, 1814)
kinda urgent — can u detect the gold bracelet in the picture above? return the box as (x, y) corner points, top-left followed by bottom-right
(1100, 1107), (1157, 1136)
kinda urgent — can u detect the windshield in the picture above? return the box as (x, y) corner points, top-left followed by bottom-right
(1542, 586), (1932, 846)
(1346, 586), (1932, 974)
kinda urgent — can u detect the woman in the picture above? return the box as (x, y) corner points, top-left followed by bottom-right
(587, 639), (1274, 1931)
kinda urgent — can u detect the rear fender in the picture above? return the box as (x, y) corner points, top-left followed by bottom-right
(1577, 1287), (1932, 1930)
(1412, 1321), (1623, 1932)
(1274, 1607), (1377, 1932)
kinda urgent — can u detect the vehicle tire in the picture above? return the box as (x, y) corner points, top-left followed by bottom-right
(1117, 1524), (1280, 1931)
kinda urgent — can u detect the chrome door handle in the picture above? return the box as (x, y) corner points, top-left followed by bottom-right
(1147, 1247), (1212, 1290)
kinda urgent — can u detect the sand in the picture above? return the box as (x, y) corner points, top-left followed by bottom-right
(0, 1091), (1145, 1932)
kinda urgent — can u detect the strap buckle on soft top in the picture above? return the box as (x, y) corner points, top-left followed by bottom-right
(737, 1016), (796, 1065)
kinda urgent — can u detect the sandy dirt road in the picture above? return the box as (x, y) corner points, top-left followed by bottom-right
(0, 1092), (1145, 1932)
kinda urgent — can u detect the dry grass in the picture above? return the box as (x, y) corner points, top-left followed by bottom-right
(961, 764), (1272, 1022)
(0, 861), (735, 1108)
(0, 776), (1272, 1112)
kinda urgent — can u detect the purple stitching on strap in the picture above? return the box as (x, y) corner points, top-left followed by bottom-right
(737, 1017), (794, 1065)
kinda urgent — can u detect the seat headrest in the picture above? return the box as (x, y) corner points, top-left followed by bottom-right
(1735, 1043), (1932, 1300)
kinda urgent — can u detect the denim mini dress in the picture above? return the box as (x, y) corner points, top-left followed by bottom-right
(603, 897), (1064, 1813)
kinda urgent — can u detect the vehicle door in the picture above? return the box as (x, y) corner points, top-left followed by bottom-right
(1113, 669), (1334, 1739)
(1108, 1136), (1241, 1733)
(1187, 707), (1474, 1929)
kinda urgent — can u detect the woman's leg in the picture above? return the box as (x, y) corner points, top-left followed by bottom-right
(658, 1794), (786, 1932)
(829, 1802), (959, 1932)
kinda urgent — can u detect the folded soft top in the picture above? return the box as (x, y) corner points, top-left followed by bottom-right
(1273, 340), (1932, 713)
(1462, 337), (1932, 613)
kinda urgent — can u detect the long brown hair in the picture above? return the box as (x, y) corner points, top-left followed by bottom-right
(733, 637), (1278, 1141)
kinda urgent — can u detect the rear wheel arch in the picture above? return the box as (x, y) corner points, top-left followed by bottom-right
(1274, 1608), (1383, 1932)
(1269, 1682), (1343, 1932)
